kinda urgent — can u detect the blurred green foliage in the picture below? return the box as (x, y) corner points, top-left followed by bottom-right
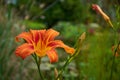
(2, 0), (92, 28)
(53, 22), (86, 45)
(0, 10), (19, 80)
(22, 20), (46, 29)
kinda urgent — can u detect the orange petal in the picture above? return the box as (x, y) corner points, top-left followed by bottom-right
(47, 50), (58, 63)
(44, 29), (59, 42)
(48, 40), (75, 55)
(15, 43), (34, 59)
(30, 29), (46, 43)
(16, 32), (33, 43)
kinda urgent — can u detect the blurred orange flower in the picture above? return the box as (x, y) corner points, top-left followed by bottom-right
(15, 29), (75, 63)
(111, 45), (119, 57)
(92, 4), (113, 27)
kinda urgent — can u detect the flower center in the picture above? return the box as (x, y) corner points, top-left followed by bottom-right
(34, 41), (50, 57)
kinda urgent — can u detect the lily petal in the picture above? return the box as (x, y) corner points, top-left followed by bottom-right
(47, 50), (58, 63)
(45, 29), (59, 42)
(30, 29), (46, 43)
(15, 43), (34, 59)
(48, 40), (75, 55)
(16, 32), (33, 43)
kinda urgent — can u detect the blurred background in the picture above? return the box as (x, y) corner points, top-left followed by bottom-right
(0, 0), (120, 80)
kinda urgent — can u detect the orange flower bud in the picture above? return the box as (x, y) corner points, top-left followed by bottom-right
(92, 4), (113, 28)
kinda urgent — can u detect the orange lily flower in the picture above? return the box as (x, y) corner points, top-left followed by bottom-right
(15, 29), (75, 63)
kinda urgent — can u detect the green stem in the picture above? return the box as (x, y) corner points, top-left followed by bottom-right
(32, 54), (44, 80)
(55, 56), (72, 80)
(56, 47), (81, 80)
(110, 41), (120, 80)
(109, 26), (119, 80)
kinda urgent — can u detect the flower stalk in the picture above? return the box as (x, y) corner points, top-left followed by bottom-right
(32, 54), (44, 80)
(110, 43), (119, 80)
